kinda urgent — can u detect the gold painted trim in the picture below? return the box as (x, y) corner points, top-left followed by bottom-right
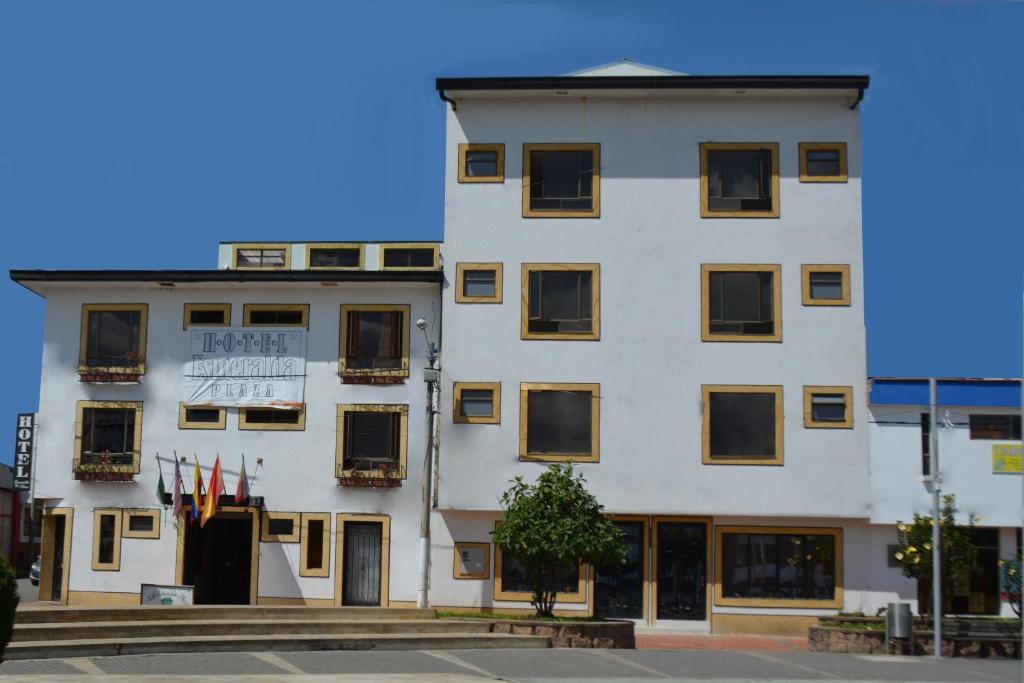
(455, 262), (503, 304)
(713, 525), (844, 609)
(122, 509), (160, 539)
(242, 303), (309, 328)
(300, 512), (331, 578)
(39, 507), (73, 605)
(699, 143), (780, 218)
(651, 516), (712, 625)
(239, 406), (306, 431)
(453, 382), (501, 424)
(801, 264), (851, 307)
(305, 243), (366, 270)
(338, 304), (411, 379)
(74, 401), (143, 475)
(232, 243), (292, 270)
(335, 404), (409, 479)
(701, 385), (784, 466)
(66, 590), (139, 607)
(519, 383), (600, 463)
(803, 386), (854, 429)
(175, 506), (260, 605)
(453, 541), (491, 580)
(182, 303), (231, 329)
(261, 511), (301, 543)
(78, 304), (149, 375)
(493, 522), (588, 603)
(335, 514), (391, 607)
(458, 143), (505, 183)
(799, 142), (848, 183)
(91, 509), (123, 571)
(378, 243), (441, 271)
(522, 143), (601, 218)
(178, 402), (227, 430)
(520, 263), (601, 341)
(700, 264), (782, 342)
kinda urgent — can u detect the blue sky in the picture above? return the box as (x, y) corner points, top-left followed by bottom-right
(1, 1), (1022, 464)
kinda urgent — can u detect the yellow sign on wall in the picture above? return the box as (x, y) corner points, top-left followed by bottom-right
(992, 444), (1023, 474)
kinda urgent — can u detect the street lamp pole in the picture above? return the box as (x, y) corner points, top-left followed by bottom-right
(417, 318), (439, 609)
(929, 377), (942, 658)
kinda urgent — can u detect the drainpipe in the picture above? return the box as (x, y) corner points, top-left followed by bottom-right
(437, 90), (457, 111)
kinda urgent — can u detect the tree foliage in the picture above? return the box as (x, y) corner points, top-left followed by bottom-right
(894, 494), (977, 616)
(1000, 552), (1021, 618)
(0, 555), (19, 662)
(491, 464), (625, 616)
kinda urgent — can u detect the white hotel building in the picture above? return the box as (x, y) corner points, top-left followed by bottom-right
(16, 62), (1017, 635)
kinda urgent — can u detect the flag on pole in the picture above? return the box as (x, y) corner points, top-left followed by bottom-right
(156, 455), (166, 506)
(190, 457), (204, 523)
(201, 455), (225, 528)
(234, 454), (250, 504)
(172, 458), (183, 518)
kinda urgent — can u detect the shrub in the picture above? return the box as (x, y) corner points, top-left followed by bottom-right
(0, 554), (19, 662)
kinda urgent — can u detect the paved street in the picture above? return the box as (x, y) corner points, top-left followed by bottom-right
(0, 648), (1018, 682)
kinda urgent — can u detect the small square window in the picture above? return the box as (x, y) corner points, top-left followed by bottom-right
(453, 542), (491, 579)
(458, 144), (505, 183)
(702, 385), (783, 465)
(701, 143), (779, 217)
(453, 382), (500, 424)
(702, 265), (782, 342)
(799, 143), (848, 182)
(455, 263), (502, 303)
(804, 386), (853, 429)
(522, 144), (600, 218)
(801, 265), (851, 306)
(233, 244), (290, 269)
(123, 509), (160, 539)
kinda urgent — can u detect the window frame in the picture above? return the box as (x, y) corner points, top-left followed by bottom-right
(239, 406), (306, 431)
(458, 143), (505, 183)
(335, 404), (409, 480)
(701, 385), (784, 466)
(714, 525), (844, 608)
(493, 521), (587, 603)
(122, 508), (160, 539)
(801, 264), (851, 307)
(700, 264), (782, 342)
(519, 383), (600, 463)
(799, 142), (848, 183)
(231, 243), (291, 270)
(92, 509), (123, 571)
(261, 511), (301, 543)
(338, 304), (411, 379)
(300, 512), (331, 578)
(305, 242), (365, 270)
(74, 400), (144, 475)
(79, 303), (149, 376)
(453, 541), (491, 580)
(455, 262), (503, 304)
(700, 142), (780, 218)
(453, 382), (501, 425)
(969, 414), (1022, 440)
(182, 303), (231, 329)
(521, 263), (601, 341)
(803, 386), (854, 429)
(177, 402), (227, 430)
(242, 304), (309, 329)
(378, 243), (441, 271)
(522, 143), (601, 218)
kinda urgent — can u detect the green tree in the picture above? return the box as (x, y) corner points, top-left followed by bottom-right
(894, 494), (977, 616)
(491, 464), (625, 617)
(0, 555), (19, 662)
(1000, 552), (1021, 617)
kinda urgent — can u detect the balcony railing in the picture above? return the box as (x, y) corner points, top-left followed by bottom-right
(78, 352), (145, 382)
(74, 451), (137, 481)
(336, 460), (405, 488)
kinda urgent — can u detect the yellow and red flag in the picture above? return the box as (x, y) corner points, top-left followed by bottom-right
(201, 455), (225, 527)
(190, 457), (203, 523)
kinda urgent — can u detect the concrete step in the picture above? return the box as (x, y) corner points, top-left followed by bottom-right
(4, 632), (551, 660)
(14, 605), (435, 624)
(12, 618), (493, 642)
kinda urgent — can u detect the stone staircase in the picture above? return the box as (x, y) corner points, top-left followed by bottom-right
(8, 606), (550, 660)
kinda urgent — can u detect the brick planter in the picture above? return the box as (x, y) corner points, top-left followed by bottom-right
(809, 626), (1021, 659)
(481, 620), (634, 648)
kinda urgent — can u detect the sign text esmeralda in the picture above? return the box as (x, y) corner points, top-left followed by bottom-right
(13, 413), (34, 492)
(184, 327), (306, 408)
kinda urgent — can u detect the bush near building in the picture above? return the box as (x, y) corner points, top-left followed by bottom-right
(0, 555), (19, 662)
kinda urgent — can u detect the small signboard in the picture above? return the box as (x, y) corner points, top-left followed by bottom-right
(13, 413), (34, 492)
(992, 444), (1022, 474)
(140, 583), (194, 606)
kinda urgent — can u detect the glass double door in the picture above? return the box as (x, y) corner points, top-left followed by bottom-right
(594, 517), (709, 624)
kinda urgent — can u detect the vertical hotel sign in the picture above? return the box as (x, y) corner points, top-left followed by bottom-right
(13, 413), (34, 492)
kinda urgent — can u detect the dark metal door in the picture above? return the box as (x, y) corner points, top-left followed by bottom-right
(656, 522), (708, 620)
(594, 521), (644, 618)
(51, 516), (65, 602)
(343, 522), (382, 606)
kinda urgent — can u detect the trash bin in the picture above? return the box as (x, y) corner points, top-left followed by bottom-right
(886, 602), (913, 654)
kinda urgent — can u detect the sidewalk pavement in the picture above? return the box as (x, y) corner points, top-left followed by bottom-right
(636, 632), (808, 652)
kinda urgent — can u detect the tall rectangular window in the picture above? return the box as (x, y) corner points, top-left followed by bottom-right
(921, 412), (931, 477)
(701, 143), (779, 217)
(92, 509), (123, 571)
(300, 513), (330, 577)
(703, 386), (783, 465)
(522, 144), (600, 217)
(522, 264), (600, 340)
(702, 265), (781, 341)
(519, 383), (599, 462)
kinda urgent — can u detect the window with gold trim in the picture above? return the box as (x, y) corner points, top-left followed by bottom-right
(701, 264), (782, 342)
(801, 265), (851, 306)
(79, 304), (148, 378)
(379, 243), (440, 270)
(122, 509), (160, 539)
(453, 382), (500, 424)
(700, 143), (779, 218)
(239, 407), (305, 431)
(178, 403), (226, 430)
(799, 142), (848, 183)
(521, 264), (600, 341)
(242, 304), (309, 328)
(453, 542), (490, 579)
(183, 303), (231, 329)
(522, 143), (600, 218)
(455, 263), (502, 303)
(702, 385), (783, 465)
(803, 386), (853, 429)
(458, 143), (505, 183)
(262, 511), (300, 542)
(519, 383), (599, 463)
(74, 401), (143, 476)
(300, 512), (330, 577)
(92, 509), (122, 570)
(306, 243), (364, 270)
(339, 304), (410, 380)
(232, 243), (290, 270)
(493, 522), (586, 602)
(335, 404), (409, 480)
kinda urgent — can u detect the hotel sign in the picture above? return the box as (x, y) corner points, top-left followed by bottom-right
(12, 413), (34, 492)
(992, 444), (1022, 474)
(184, 328), (307, 408)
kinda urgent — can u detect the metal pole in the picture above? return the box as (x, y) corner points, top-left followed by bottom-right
(1019, 291), (1023, 676)
(417, 350), (439, 609)
(929, 378), (942, 658)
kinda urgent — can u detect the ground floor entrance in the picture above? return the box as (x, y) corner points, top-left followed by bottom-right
(593, 516), (711, 626)
(335, 514), (391, 607)
(179, 509), (258, 605)
(39, 507), (72, 604)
